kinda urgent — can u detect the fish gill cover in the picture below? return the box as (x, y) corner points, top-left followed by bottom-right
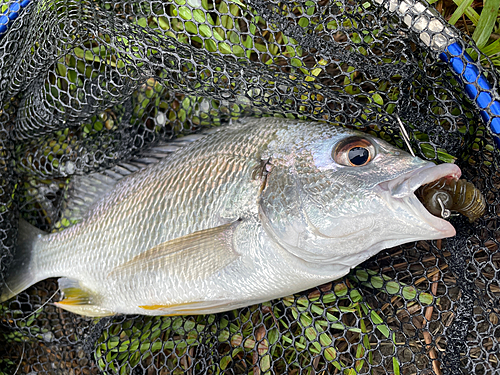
(0, 0), (498, 374)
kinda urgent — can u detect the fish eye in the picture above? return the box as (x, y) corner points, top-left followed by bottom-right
(333, 137), (375, 167)
(348, 147), (370, 166)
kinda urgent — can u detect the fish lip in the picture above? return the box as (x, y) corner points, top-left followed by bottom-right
(378, 163), (462, 197)
(377, 162), (461, 237)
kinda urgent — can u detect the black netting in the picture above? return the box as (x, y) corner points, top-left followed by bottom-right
(0, 0), (499, 374)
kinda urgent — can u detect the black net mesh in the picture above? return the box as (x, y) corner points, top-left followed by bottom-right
(0, 0), (499, 374)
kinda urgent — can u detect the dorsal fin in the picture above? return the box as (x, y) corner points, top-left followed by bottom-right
(54, 132), (215, 228)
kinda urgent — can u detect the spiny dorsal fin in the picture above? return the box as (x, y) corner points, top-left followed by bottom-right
(109, 220), (242, 280)
(55, 132), (215, 227)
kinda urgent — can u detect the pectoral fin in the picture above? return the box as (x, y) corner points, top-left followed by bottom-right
(109, 220), (242, 280)
(54, 278), (114, 317)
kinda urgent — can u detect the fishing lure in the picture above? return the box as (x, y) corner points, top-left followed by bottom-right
(417, 177), (486, 222)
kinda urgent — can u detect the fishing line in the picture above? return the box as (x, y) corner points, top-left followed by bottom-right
(19, 287), (60, 323)
(396, 114), (416, 157)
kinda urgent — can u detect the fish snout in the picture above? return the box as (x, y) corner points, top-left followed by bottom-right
(376, 162), (461, 238)
(379, 163), (461, 198)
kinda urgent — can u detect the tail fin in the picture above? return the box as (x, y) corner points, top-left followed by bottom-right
(0, 219), (44, 302)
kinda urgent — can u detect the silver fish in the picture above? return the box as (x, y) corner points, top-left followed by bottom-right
(0, 118), (459, 316)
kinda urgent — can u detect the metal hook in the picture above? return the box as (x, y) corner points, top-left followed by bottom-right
(396, 115), (415, 157)
(437, 197), (451, 219)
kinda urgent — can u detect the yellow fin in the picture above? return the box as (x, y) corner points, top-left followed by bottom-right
(109, 220), (242, 280)
(139, 302), (196, 310)
(54, 301), (115, 317)
(55, 278), (114, 317)
(139, 300), (232, 315)
(58, 277), (92, 304)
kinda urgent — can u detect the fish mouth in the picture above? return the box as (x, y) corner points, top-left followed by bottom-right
(377, 163), (461, 238)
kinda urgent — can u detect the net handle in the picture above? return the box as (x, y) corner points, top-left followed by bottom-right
(0, 0), (31, 39)
(374, 0), (500, 148)
(440, 44), (500, 149)
(2, 0), (499, 147)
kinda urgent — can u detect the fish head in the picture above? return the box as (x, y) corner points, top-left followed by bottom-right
(260, 123), (460, 269)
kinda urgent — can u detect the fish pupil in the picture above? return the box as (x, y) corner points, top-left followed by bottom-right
(348, 147), (369, 166)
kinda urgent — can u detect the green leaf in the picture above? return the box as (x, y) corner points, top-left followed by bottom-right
(385, 281), (400, 294)
(472, 0), (500, 48)
(185, 21), (198, 34)
(205, 39), (217, 52)
(372, 93), (384, 105)
(136, 17), (147, 27)
(228, 0), (246, 8)
(419, 292), (435, 305)
(480, 37), (500, 56)
(370, 311), (390, 338)
(198, 24), (212, 38)
(193, 9), (206, 23)
(260, 355), (271, 372)
(67, 69), (78, 84)
(419, 143), (456, 163)
(393, 356), (401, 375)
(298, 17), (309, 27)
(402, 286), (417, 300)
(179, 6), (192, 20)
(319, 333), (332, 347)
(452, 0), (480, 24)
(158, 16), (169, 30)
(448, 0), (474, 25)
(268, 328), (279, 345)
(334, 283), (348, 297)
(213, 27), (225, 41)
(305, 326), (317, 341)
(350, 289), (362, 302)
(220, 355), (232, 370)
(218, 42), (232, 54)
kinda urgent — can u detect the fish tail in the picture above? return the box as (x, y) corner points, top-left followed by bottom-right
(0, 219), (45, 303)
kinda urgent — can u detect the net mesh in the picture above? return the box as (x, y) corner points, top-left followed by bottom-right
(0, 0), (499, 374)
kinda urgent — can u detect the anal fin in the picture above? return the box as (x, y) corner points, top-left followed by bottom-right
(54, 278), (114, 317)
(139, 300), (232, 316)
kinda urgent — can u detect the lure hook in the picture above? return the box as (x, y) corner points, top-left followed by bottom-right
(437, 197), (451, 219)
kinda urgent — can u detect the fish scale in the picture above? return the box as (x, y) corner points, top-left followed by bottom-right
(0, 118), (462, 316)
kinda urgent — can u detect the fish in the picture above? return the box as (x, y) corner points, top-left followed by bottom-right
(0, 118), (461, 317)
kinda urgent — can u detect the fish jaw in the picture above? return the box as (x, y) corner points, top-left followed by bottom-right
(376, 162), (461, 238)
